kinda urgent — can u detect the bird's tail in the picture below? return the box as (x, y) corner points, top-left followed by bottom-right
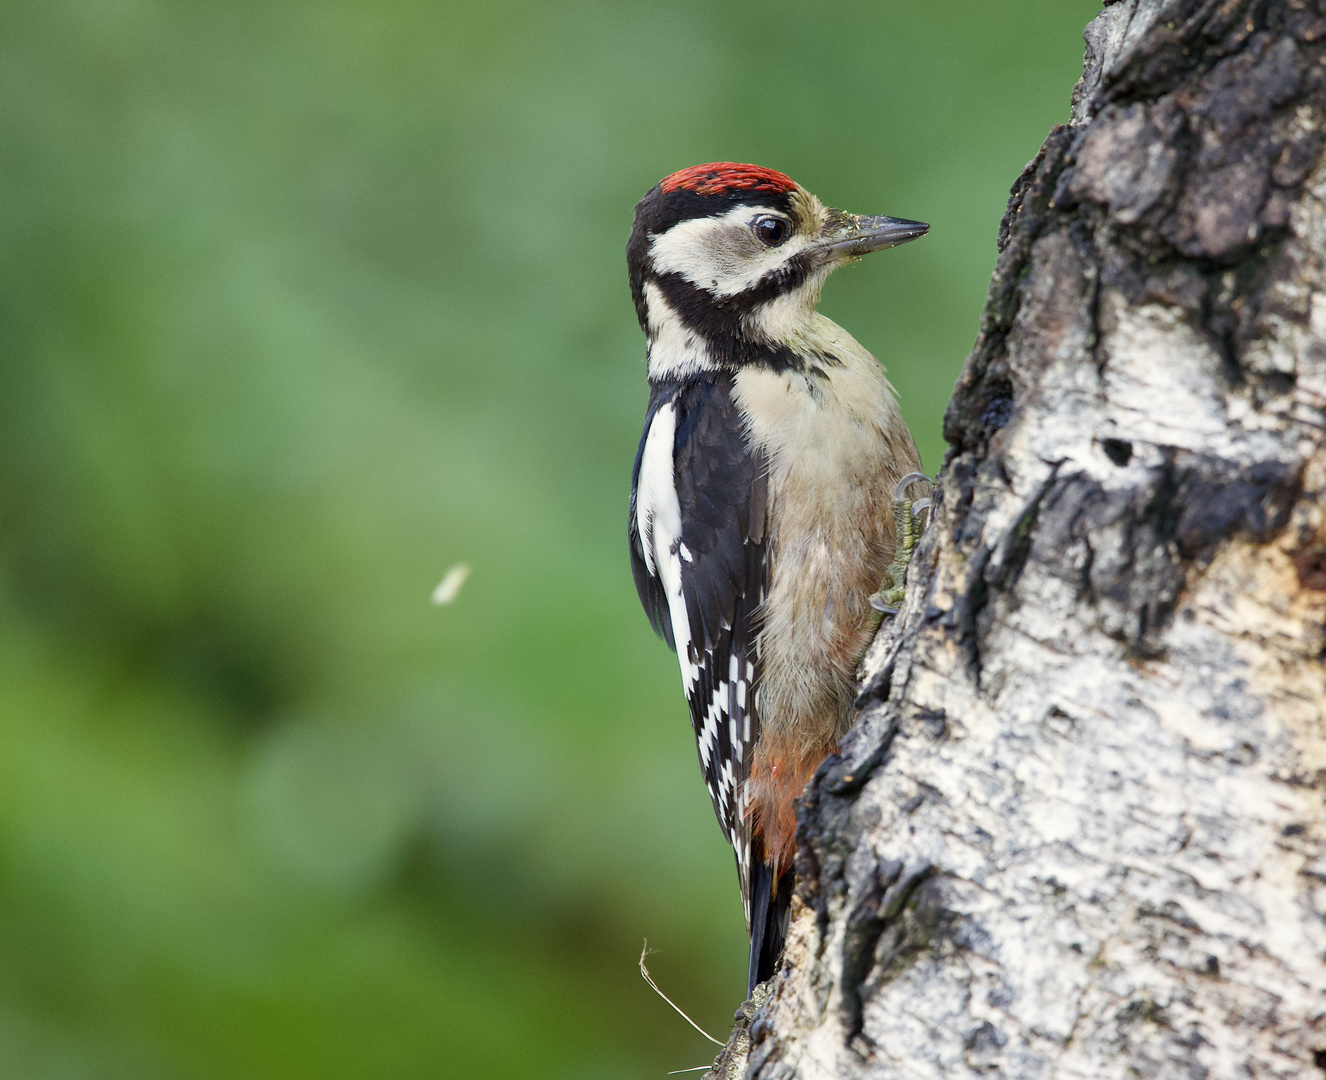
(746, 857), (795, 998)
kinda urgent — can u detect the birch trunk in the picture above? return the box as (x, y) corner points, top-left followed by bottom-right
(708, 2), (1326, 1076)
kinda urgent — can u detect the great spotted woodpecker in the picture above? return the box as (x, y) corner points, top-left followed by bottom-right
(626, 163), (929, 995)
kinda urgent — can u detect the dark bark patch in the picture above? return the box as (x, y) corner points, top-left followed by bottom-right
(1138, 899), (1203, 933)
(843, 868), (946, 1040)
(946, 544), (993, 678)
(1072, 24), (1322, 270)
(1116, 995), (1173, 1033)
(1293, 545), (1326, 590)
(822, 731), (892, 797)
(964, 1020), (1008, 1071)
(1167, 452), (1300, 560)
(986, 466), (1062, 594)
(1103, 437), (1135, 465)
(915, 708), (948, 740)
(979, 391), (1012, 431)
(983, 450), (1301, 655)
(1203, 34), (1303, 134)
(839, 857), (905, 1040)
(1101, 0), (1268, 106)
(1070, 102), (1183, 224)
(1180, 156), (1271, 259)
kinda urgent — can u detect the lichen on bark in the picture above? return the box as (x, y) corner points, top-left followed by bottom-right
(707, 2), (1326, 1077)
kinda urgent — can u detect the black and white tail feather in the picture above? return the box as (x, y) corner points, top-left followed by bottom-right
(629, 371), (788, 995)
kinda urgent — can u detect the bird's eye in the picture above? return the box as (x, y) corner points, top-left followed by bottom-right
(754, 216), (790, 246)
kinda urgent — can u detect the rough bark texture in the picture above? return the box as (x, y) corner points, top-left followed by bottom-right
(707, 1), (1326, 1076)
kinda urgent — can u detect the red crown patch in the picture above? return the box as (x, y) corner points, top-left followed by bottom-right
(660, 162), (798, 197)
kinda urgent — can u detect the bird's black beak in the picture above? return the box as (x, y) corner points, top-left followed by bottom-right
(818, 210), (929, 258)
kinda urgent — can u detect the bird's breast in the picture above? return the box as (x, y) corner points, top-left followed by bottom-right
(731, 327), (906, 515)
(731, 322), (920, 746)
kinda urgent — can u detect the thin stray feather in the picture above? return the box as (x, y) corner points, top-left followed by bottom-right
(639, 941), (723, 1047)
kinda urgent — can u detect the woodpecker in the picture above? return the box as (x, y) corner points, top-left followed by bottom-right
(626, 163), (929, 995)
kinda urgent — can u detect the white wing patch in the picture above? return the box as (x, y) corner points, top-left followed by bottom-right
(635, 403), (700, 691)
(635, 402), (675, 578)
(699, 689), (721, 769)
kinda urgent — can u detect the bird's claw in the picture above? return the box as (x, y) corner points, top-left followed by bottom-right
(871, 473), (933, 615)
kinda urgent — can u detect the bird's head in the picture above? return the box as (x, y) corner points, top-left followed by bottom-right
(627, 162), (927, 378)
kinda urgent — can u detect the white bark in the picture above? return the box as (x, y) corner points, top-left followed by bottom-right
(709, 2), (1326, 1076)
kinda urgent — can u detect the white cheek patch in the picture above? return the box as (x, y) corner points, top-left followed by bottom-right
(649, 205), (816, 299)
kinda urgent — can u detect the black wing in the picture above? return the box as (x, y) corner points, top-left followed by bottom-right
(673, 374), (768, 923)
(629, 372), (768, 925)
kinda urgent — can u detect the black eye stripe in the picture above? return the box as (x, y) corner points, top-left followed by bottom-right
(651, 249), (814, 328)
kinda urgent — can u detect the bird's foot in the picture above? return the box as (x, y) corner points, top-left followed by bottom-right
(869, 472), (933, 615)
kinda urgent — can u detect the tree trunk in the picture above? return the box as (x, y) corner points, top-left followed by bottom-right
(708, 2), (1326, 1076)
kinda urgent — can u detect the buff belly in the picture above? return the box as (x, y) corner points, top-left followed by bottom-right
(733, 325), (922, 868)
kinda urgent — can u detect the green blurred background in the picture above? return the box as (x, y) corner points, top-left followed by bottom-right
(0, 1), (1097, 1076)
